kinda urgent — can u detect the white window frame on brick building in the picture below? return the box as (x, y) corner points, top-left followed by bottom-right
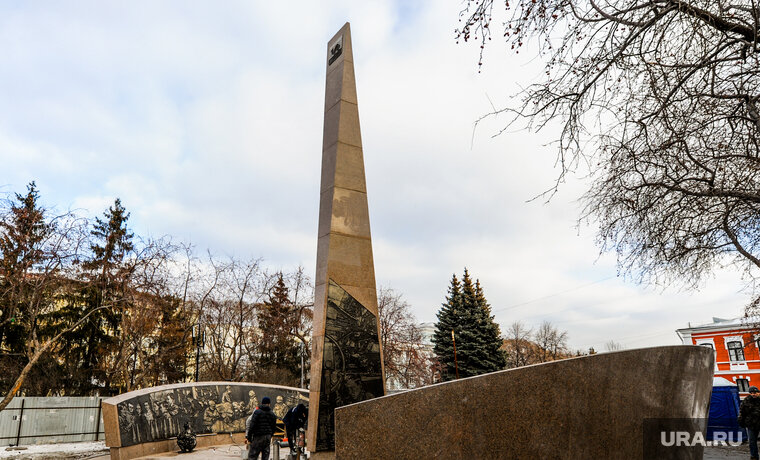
(725, 336), (749, 371)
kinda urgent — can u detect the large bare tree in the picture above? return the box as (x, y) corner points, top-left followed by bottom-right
(195, 255), (262, 382)
(534, 320), (569, 363)
(378, 287), (434, 390)
(458, 0), (760, 305)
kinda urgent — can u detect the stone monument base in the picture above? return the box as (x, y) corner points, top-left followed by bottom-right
(334, 346), (714, 460)
(108, 432), (246, 460)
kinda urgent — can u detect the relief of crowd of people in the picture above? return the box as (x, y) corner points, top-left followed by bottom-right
(117, 384), (305, 447)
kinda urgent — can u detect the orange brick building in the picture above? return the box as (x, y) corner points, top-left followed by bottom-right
(677, 317), (760, 397)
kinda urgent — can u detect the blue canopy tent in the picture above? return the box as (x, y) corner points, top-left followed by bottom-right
(708, 377), (746, 442)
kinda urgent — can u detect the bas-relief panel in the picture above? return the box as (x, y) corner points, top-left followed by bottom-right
(116, 384), (307, 447)
(316, 280), (383, 451)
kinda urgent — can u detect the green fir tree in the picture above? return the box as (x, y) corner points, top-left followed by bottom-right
(0, 182), (67, 395)
(432, 269), (505, 381)
(0, 182), (51, 354)
(60, 198), (134, 394)
(473, 279), (507, 371)
(256, 273), (300, 386)
(431, 274), (462, 381)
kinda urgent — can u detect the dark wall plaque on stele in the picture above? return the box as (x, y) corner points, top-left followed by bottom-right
(316, 280), (384, 450)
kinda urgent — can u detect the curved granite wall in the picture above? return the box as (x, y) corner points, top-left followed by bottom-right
(102, 382), (307, 459)
(334, 346), (714, 460)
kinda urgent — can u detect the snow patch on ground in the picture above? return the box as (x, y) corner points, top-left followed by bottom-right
(0, 441), (107, 459)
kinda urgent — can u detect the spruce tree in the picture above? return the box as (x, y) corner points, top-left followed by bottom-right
(473, 279), (507, 371)
(256, 273), (300, 385)
(432, 269), (506, 381)
(431, 274), (462, 381)
(61, 198), (134, 394)
(0, 182), (51, 354)
(148, 295), (193, 386)
(0, 182), (65, 394)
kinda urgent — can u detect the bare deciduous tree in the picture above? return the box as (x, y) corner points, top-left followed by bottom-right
(503, 321), (572, 368)
(197, 255), (262, 382)
(604, 340), (626, 352)
(534, 320), (569, 363)
(111, 238), (192, 391)
(378, 287), (434, 390)
(458, 0), (760, 305)
(502, 321), (534, 368)
(280, 266), (313, 387)
(283, 266), (313, 360)
(190, 255), (313, 386)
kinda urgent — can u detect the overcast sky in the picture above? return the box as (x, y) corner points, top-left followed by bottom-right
(0, 1), (748, 352)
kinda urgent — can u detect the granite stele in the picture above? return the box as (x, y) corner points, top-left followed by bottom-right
(307, 22), (386, 460)
(334, 346), (715, 459)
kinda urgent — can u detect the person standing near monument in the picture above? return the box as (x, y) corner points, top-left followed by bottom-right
(246, 396), (277, 460)
(739, 386), (760, 460)
(283, 403), (308, 458)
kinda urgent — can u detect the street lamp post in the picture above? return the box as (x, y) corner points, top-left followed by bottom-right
(295, 336), (306, 389)
(451, 329), (459, 379)
(192, 323), (205, 383)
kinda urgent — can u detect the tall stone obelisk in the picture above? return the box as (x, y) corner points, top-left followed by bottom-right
(308, 23), (386, 458)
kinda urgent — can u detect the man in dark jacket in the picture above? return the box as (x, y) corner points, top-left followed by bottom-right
(282, 403), (308, 457)
(246, 396), (278, 460)
(739, 386), (760, 460)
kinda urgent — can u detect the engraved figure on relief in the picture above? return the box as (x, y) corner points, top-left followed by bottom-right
(247, 390), (259, 412)
(166, 393), (180, 435)
(142, 401), (158, 441)
(150, 392), (172, 437)
(221, 385), (233, 403)
(155, 398), (169, 436)
(217, 385), (235, 428)
(203, 399), (222, 433)
(135, 402), (146, 443)
(273, 395), (288, 419)
(118, 402), (137, 445)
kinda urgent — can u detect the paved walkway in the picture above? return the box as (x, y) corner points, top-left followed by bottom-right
(88, 444), (302, 460)
(704, 443), (751, 459)
(85, 444), (756, 460)
(0, 442), (751, 459)
(88, 444), (748, 459)
(1, 442), (302, 460)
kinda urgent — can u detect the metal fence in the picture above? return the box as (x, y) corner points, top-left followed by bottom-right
(0, 397), (104, 446)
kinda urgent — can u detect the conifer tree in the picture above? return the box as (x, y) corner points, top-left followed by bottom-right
(0, 183), (51, 353)
(473, 279), (507, 371)
(432, 269), (506, 381)
(432, 274), (462, 381)
(61, 198), (134, 393)
(0, 182), (99, 405)
(146, 295), (193, 386)
(256, 273), (300, 385)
